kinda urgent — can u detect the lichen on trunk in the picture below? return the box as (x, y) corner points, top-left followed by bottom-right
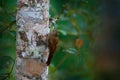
(15, 0), (49, 80)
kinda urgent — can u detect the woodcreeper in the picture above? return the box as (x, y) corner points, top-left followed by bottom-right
(46, 17), (59, 65)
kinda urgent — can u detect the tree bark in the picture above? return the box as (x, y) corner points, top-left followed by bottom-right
(15, 0), (49, 80)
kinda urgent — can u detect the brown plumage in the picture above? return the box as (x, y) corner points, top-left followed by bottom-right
(46, 29), (58, 66)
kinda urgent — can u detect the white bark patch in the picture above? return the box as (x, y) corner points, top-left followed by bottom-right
(33, 23), (50, 36)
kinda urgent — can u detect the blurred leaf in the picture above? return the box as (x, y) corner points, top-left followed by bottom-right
(65, 48), (78, 54)
(59, 29), (67, 36)
(7, 30), (16, 38)
(49, 64), (56, 73)
(0, 56), (14, 74)
(75, 38), (83, 48)
(0, 7), (2, 13)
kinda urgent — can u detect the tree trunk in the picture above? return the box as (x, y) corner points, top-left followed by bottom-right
(15, 0), (49, 80)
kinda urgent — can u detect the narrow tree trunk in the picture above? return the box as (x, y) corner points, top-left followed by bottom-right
(15, 0), (49, 80)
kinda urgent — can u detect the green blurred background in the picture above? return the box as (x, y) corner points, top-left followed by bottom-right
(2, 0), (120, 80)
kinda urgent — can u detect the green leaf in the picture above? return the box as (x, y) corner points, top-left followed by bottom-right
(49, 64), (56, 73)
(0, 56), (14, 75)
(59, 29), (67, 36)
(65, 48), (78, 54)
(7, 31), (16, 37)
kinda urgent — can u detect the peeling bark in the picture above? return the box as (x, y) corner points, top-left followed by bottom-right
(15, 0), (49, 80)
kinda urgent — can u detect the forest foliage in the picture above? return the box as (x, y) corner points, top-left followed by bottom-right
(0, 0), (99, 80)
